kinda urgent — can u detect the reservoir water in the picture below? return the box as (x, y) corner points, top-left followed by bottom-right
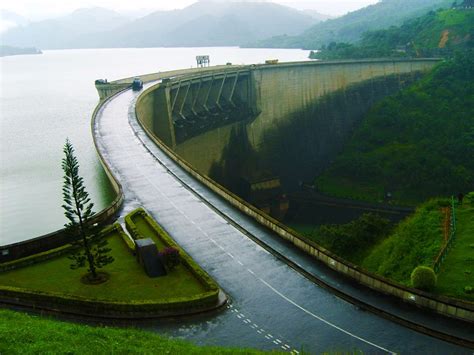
(0, 47), (310, 245)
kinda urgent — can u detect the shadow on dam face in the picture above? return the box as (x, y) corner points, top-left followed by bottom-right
(207, 73), (422, 193)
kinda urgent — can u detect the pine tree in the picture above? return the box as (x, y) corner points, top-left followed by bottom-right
(61, 139), (113, 281)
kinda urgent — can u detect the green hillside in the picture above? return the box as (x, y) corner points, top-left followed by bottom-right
(362, 200), (445, 284)
(247, 0), (453, 49)
(316, 51), (474, 205)
(311, 8), (474, 60)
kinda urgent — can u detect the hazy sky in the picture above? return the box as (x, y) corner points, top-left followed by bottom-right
(1, 0), (380, 20)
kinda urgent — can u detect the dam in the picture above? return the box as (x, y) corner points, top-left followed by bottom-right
(134, 59), (439, 196)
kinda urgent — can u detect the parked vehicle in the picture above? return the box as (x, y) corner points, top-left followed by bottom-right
(132, 77), (143, 91)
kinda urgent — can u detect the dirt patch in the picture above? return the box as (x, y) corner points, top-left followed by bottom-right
(438, 30), (450, 48)
(81, 271), (110, 285)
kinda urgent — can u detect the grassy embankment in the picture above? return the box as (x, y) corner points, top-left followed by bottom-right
(362, 200), (445, 284)
(0, 309), (267, 354)
(436, 203), (474, 300)
(316, 51), (474, 206)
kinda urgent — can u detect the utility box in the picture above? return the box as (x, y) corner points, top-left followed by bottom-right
(135, 238), (167, 277)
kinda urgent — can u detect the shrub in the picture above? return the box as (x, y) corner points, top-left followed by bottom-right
(160, 247), (180, 271)
(411, 266), (437, 291)
(317, 213), (392, 262)
(464, 286), (473, 294)
(466, 192), (474, 205)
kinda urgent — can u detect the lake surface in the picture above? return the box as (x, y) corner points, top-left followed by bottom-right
(0, 47), (310, 245)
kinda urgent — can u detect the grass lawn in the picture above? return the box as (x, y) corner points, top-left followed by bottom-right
(0, 229), (206, 301)
(0, 309), (268, 354)
(132, 213), (168, 249)
(435, 204), (474, 302)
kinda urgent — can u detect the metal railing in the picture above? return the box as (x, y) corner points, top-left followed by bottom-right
(433, 196), (457, 273)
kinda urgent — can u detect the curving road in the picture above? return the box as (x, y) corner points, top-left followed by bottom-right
(93, 83), (473, 354)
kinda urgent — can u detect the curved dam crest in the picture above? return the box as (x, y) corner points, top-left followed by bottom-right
(138, 59), (439, 180)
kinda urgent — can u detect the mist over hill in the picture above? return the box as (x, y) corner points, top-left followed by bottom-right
(248, 0), (454, 49)
(0, 2), (318, 49)
(0, 7), (130, 49)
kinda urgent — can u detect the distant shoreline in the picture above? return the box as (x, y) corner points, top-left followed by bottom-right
(0, 46), (42, 58)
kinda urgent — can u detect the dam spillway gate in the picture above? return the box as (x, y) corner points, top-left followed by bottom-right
(167, 69), (253, 145)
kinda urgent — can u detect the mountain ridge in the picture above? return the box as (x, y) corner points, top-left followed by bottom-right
(1, 2), (318, 49)
(247, 0), (454, 49)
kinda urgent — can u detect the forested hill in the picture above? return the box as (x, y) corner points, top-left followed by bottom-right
(316, 51), (474, 205)
(311, 7), (474, 60)
(247, 0), (453, 49)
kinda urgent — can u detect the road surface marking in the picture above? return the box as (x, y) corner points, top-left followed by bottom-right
(258, 277), (395, 354)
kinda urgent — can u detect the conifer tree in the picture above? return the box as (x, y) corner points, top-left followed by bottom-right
(62, 139), (113, 281)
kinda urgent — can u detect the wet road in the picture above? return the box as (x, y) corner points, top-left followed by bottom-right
(92, 83), (472, 354)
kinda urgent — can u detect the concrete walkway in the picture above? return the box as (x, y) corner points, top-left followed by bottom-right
(93, 84), (472, 354)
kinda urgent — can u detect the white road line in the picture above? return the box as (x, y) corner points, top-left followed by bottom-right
(237, 260), (244, 266)
(258, 277), (395, 354)
(227, 252), (235, 259)
(247, 269), (255, 275)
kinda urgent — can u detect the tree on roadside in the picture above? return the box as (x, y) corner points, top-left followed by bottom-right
(61, 139), (113, 283)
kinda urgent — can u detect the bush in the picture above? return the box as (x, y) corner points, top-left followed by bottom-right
(317, 213), (392, 262)
(160, 247), (180, 271)
(466, 192), (474, 205)
(411, 266), (437, 291)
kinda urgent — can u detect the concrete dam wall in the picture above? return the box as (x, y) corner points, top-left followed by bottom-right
(137, 59), (439, 181)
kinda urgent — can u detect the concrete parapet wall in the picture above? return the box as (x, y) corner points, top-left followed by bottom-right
(95, 83), (132, 101)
